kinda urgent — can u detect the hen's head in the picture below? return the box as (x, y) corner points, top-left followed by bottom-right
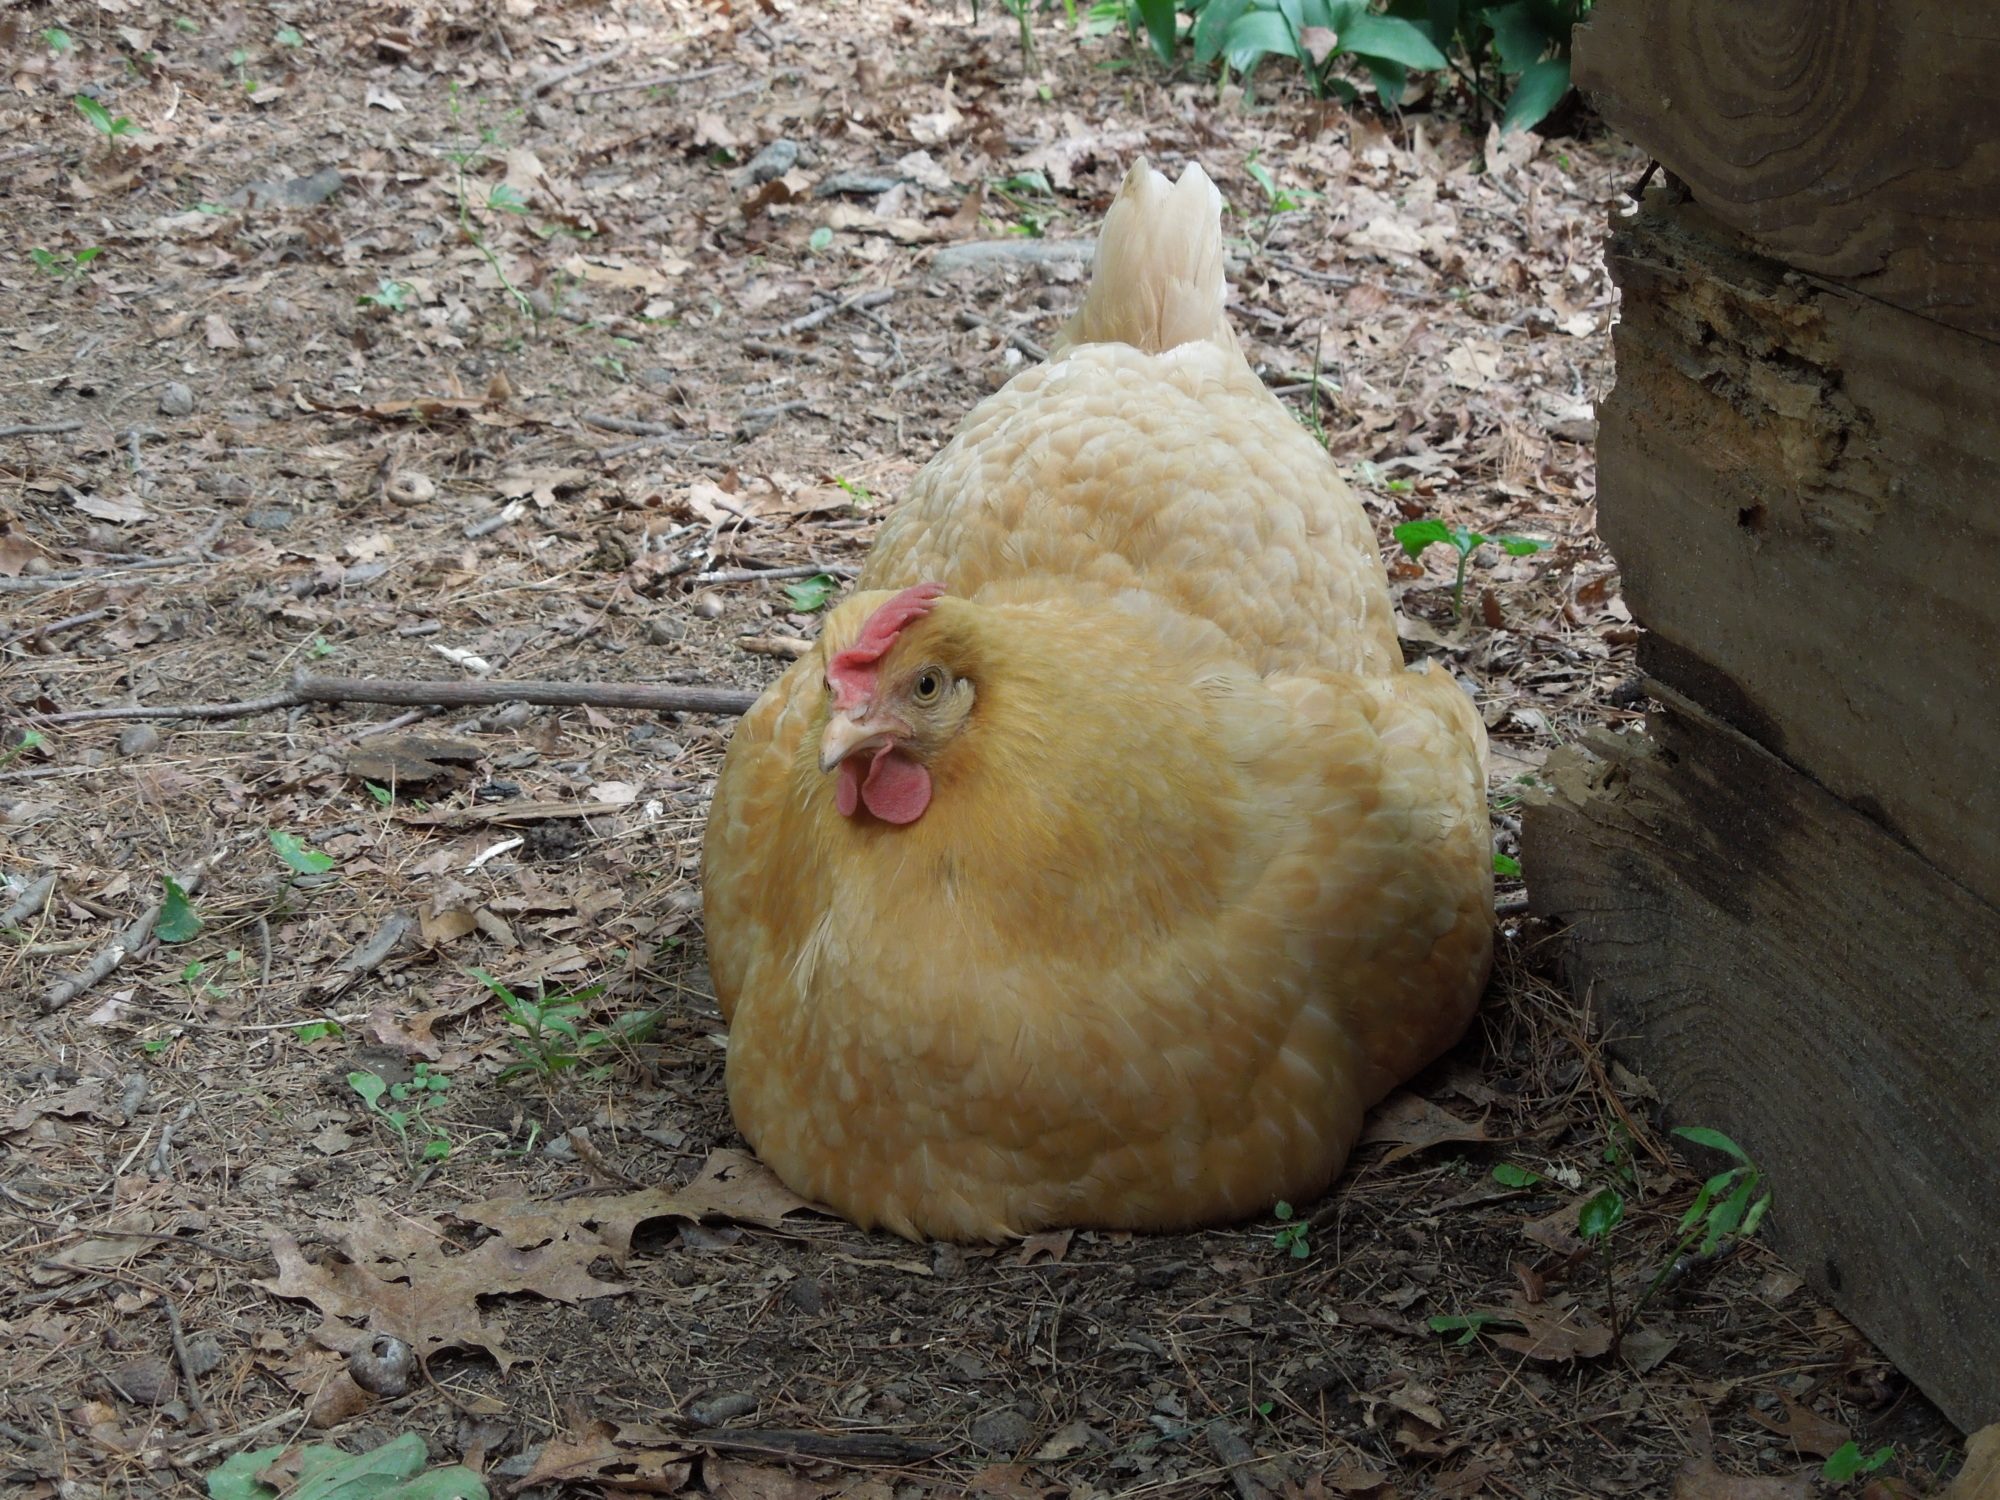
(817, 582), (974, 825)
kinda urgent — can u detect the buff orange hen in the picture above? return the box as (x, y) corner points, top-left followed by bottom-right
(700, 159), (1493, 1242)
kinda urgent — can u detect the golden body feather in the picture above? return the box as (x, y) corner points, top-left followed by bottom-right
(701, 162), (1493, 1242)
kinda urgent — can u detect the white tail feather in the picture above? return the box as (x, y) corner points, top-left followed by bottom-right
(1056, 159), (1238, 357)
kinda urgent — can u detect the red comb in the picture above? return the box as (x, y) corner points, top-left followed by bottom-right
(827, 582), (945, 708)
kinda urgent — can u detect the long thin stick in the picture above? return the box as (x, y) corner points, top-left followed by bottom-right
(42, 864), (209, 1013)
(23, 674), (762, 727)
(0, 420), (84, 439)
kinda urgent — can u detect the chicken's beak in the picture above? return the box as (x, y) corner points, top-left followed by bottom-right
(819, 710), (899, 774)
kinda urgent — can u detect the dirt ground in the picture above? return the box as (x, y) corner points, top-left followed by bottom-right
(0, 1), (1975, 1497)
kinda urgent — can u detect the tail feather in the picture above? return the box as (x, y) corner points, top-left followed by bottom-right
(1056, 159), (1238, 357)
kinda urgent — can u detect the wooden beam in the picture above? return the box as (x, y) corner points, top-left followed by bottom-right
(1523, 700), (2000, 1433)
(1595, 196), (2000, 908)
(1574, 0), (2000, 341)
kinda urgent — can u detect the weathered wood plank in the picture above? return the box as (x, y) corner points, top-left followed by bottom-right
(1596, 196), (2000, 908)
(1523, 702), (2000, 1432)
(1574, 0), (2000, 340)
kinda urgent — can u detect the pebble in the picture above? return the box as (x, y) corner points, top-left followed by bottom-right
(692, 591), (724, 620)
(687, 1390), (758, 1427)
(737, 138), (799, 186)
(158, 382), (195, 417)
(786, 1277), (824, 1315)
(968, 1409), (1035, 1456)
(646, 617), (685, 644)
(116, 724), (160, 757)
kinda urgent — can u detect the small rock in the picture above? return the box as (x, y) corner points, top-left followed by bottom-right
(786, 1278), (824, 1315)
(646, 617), (685, 644)
(735, 138), (799, 187)
(243, 505), (293, 531)
(692, 591), (724, 620)
(815, 170), (906, 198)
(116, 724), (160, 757)
(158, 382), (195, 417)
(969, 1409), (1035, 1457)
(688, 1391), (758, 1427)
(384, 471), (435, 503)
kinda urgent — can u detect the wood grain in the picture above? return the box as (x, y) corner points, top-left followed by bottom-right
(1574, 0), (2000, 340)
(1523, 702), (2000, 1433)
(1594, 196), (2000, 908)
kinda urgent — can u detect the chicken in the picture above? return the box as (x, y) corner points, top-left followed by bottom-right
(701, 159), (1493, 1242)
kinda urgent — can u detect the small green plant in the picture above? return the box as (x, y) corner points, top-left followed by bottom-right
(832, 475), (874, 507)
(74, 95), (136, 141)
(226, 46), (255, 91)
(1386, 0), (1589, 133)
(349, 1065), (454, 1164)
(474, 969), (649, 1081)
(359, 279), (414, 312)
(808, 226), (834, 254)
(178, 958), (230, 1002)
(0, 729), (47, 771)
(363, 781), (393, 806)
(1492, 851), (1521, 878)
(293, 1020), (344, 1043)
(270, 829), (336, 877)
(990, 169), (1060, 238)
(1491, 1161), (1544, 1188)
(443, 153), (536, 323)
(1243, 151), (1321, 250)
(31, 246), (103, 278)
(1270, 1200), (1310, 1258)
(1427, 1310), (1512, 1345)
(1197, 0), (1447, 107)
(173, 16), (199, 33)
(274, 26), (305, 48)
(1392, 520), (1545, 621)
(1822, 1442), (1895, 1483)
(157, 875), (202, 943)
(783, 573), (840, 612)
(44, 27), (76, 54)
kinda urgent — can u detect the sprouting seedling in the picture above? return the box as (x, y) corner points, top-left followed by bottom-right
(1270, 1200), (1309, 1258)
(31, 247), (103, 279)
(157, 875), (202, 943)
(75, 96), (136, 141)
(1392, 520), (1545, 621)
(45, 27), (75, 54)
(1426, 1310), (1516, 1346)
(1244, 151), (1316, 248)
(349, 1064), (453, 1164)
(270, 829), (336, 879)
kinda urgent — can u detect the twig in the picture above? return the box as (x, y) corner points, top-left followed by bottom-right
(597, 432), (706, 462)
(0, 420), (83, 439)
(694, 564), (857, 584)
(580, 63), (730, 97)
(464, 500), (525, 539)
(1495, 896), (1530, 917)
(1203, 1421), (1276, 1500)
(738, 635), (813, 659)
(767, 287), (896, 337)
(28, 692), (300, 726)
(955, 310), (1048, 363)
(42, 863), (210, 1013)
(164, 1299), (217, 1432)
(0, 607), (115, 648)
(691, 1428), (949, 1464)
(0, 553), (217, 593)
(737, 399), (812, 437)
(582, 412), (682, 437)
(852, 302), (907, 371)
(523, 39), (629, 99)
(170, 1408), (305, 1467)
(291, 671), (759, 716)
(742, 338), (830, 365)
(2, 873), (57, 929)
(27, 673), (762, 729)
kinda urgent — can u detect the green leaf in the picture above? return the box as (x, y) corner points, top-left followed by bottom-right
(1492, 851), (1522, 878)
(1578, 1187), (1625, 1241)
(1484, 1), (1550, 74)
(1222, 10), (1306, 69)
(45, 27), (75, 53)
(270, 830), (336, 876)
(294, 1020), (343, 1043)
(1496, 535), (1546, 556)
(808, 226), (833, 252)
(75, 96), (119, 135)
(1192, 0), (1253, 65)
(275, 27), (304, 47)
(1426, 1311), (1518, 1346)
(1821, 1441), (1894, 1482)
(1740, 1190), (1772, 1239)
(1272, 1200), (1295, 1221)
(1392, 518), (1453, 560)
(487, 183), (528, 214)
(1673, 1125), (1754, 1164)
(1366, 57), (1409, 109)
(1491, 1162), (1543, 1188)
(157, 876), (202, 943)
(1342, 13), (1449, 70)
(783, 573), (839, 612)
(347, 1070), (387, 1111)
(1134, 0), (1179, 62)
(1499, 56), (1571, 134)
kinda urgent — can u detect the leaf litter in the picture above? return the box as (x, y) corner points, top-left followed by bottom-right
(0, 0), (1979, 1496)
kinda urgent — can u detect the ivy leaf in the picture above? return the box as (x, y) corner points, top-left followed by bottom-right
(157, 876), (202, 944)
(270, 830), (335, 876)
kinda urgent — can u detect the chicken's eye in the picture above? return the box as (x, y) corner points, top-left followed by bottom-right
(912, 667), (946, 704)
